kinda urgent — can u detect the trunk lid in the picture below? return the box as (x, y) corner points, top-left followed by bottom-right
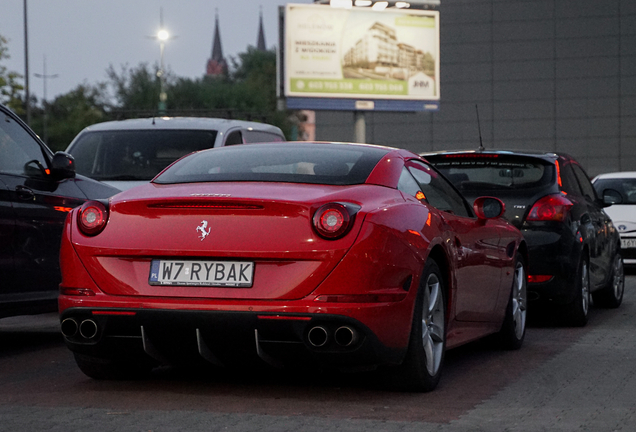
(72, 182), (395, 300)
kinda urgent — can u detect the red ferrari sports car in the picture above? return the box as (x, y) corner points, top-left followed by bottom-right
(59, 142), (527, 391)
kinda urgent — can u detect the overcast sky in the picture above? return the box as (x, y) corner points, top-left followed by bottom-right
(1, 0), (313, 101)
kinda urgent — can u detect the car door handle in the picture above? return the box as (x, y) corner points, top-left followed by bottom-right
(15, 185), (35, 200)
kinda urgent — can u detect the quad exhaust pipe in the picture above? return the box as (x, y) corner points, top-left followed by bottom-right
(307, 325), (358, 348)
(61, 318), (98, 340)
(307, 326), (329, 347)
(334, 326), (358, 347)
(61, 318), (78, 338)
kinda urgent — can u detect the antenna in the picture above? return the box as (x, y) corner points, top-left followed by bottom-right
(475, 104), (485, 152)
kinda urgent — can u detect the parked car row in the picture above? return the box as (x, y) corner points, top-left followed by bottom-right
(0, 101), (626, 392)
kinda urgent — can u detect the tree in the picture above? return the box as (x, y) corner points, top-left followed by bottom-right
(41, 84), (109, 151)
(106, 63), (163, 112)
(27, 45), (291, 150)
(0, 34), (24, 112)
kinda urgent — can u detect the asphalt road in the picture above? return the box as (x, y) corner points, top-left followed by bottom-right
(1, 276), (635, 432)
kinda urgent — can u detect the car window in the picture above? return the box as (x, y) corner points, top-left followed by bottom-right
(559, 162), (582, 195)
(571, 163), (597, 200)
(224, 131), (243, 146)
(0, 112), (48, 176)
(154, 143), (389, 186)
(68, 130), (218, 181)
(397, 167), (422, 198)
(407, 160), (471, 217)
(593, 178), (636, 204)
(243, 130), (284, 143)
(431, 155), (554, 192)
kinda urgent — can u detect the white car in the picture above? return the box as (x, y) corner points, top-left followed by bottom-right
(593, 171), (636, 265)
(66, 117), (285, 191)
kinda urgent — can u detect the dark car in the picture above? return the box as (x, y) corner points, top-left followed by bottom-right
(0, 103), (120, 318)
(423, 149), (624, 326)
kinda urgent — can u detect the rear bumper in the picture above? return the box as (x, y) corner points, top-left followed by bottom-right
(59, 300), (412, 370)
(522, 225), (581, 304)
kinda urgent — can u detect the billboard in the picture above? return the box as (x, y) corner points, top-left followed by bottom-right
(282, 3), (440, 111)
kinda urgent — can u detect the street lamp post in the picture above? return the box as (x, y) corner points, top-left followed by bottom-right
(157, 28), (169, 114)
(34, 55), (58, 144)
(148, 8), (176, 115)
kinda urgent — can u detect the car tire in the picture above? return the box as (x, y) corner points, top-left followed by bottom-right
(565, 257), (590, 327)
(73, 353), (152, 380)
(392, 259), (446, 392)
(496, 253), (527, 350)
(592, 252), (624, 309)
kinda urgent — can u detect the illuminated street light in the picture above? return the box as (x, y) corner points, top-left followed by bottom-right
(149, 8), (175, 114)
(158, 29), (169, 41)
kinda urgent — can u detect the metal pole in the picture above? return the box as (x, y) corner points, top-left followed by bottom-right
(24, 0), (30, 125)
(158, 41), (166, 114)
(354, 111), (366, 143)
(157, 7), (167, 114)
(34, 55), (58, 143)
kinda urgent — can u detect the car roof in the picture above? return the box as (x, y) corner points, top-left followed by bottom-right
(593, 171), (636, 180)
(421, 149), (564, 163)
(75, 116), (284, 134)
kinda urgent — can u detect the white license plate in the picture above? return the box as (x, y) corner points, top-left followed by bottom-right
(621, 239), (636, 249)
(149, 260), (254, 287)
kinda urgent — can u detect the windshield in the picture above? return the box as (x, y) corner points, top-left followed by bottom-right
(429, 155), (555, 191)
(593, 178), (636, 204)
(154, 143), (389, 186)
(68, 130), (218, 181)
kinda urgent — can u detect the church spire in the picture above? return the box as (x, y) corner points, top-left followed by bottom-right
(206, 9), (227, 76)
(256, 6), (266, 51)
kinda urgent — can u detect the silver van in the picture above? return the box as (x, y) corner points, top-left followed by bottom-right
(66, 117), (285, 191)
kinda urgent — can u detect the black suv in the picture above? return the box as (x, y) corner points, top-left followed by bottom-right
(0, 103), (120, 318)
(424, 150), (623, 326)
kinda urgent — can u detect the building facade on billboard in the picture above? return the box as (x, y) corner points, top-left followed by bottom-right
(342, 22), (398, 71)
(281, 3), (440, 111)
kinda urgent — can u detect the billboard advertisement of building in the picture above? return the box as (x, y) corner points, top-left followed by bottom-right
(283, 3), (440, 111)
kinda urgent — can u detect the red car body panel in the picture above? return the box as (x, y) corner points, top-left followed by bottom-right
(58, 144), (524, 369)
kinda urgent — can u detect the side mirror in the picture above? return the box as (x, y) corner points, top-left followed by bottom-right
(473, 196), (505, 219)
(50, 151), (76, 180)
(602, 189), (622, 206)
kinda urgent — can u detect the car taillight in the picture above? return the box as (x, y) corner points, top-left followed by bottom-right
(313, 203), (358, 239)
(526, 194), (573, 222)
(528, 275), (553, 283)
(78, 201), (108, 236)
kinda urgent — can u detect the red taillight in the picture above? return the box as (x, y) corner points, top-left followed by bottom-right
(528, 275), (553, 283)
(526, 194), (573, 222)
(313, 203), (356, 239)
(78, 201), (108, 236)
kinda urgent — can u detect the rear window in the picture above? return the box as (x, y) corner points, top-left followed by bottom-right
(429, 155), (555, 191)
(154, 143), (389, 186)
(68, 130), (218, 181)
(593, 178), (636, 204)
